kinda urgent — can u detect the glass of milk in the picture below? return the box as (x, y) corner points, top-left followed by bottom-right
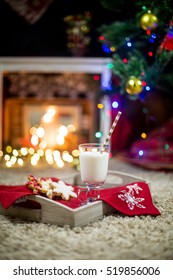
(78, 143), (110, 203)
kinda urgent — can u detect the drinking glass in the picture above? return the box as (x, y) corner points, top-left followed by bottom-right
(78, 143), (110, 203)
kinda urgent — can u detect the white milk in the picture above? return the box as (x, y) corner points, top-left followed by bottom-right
(80, 151), (109, 186)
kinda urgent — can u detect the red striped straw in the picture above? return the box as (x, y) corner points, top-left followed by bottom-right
(101, 111), (122, 152)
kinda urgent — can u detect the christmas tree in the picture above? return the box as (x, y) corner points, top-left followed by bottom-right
(98, 0), (173, 94)
(98, 0), (173, 169)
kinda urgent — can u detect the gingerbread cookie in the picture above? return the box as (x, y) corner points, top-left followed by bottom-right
(26, 175), (77, 200)
(51, 180), (77, 200)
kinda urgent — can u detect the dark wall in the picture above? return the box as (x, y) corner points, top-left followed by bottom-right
(0, 0), (118, 57)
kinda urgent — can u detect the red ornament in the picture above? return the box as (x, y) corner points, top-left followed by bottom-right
(159, 20), (173, 51)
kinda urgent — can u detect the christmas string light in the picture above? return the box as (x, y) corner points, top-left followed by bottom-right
(112, 101), (119, 108)
(0, 122), (81, 168)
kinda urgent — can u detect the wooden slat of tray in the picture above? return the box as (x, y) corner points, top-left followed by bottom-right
(0, 195), (114, 227)
(0, 200), (41, 222)
(0, 170), (147, 227)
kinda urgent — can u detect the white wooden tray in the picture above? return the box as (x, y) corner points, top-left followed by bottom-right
(0, 170), (148, 227)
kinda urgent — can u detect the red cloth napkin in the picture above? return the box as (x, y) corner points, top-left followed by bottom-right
(0, 179), (160, 216)
(0, 185), (33, 209)
(100, 182), (160, 216)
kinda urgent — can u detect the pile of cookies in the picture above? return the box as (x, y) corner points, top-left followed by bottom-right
(26, 175), (77, 200)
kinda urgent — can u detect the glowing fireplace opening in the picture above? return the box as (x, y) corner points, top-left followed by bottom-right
(4, 96), (95, 151)
(24, 104), (81, 150)
(3, 97), (96, 168)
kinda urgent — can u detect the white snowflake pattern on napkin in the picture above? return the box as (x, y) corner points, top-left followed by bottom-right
(118, 183), (146, 210)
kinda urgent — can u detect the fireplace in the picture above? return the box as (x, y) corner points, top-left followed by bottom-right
(0, 57), (112, 153)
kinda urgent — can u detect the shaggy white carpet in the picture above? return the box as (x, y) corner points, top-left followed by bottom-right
(0, 157), (173, 260)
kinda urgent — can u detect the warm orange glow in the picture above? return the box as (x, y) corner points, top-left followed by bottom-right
(31, 135), (39, 146)
(97, 103), (104, 109)
(58, 125), (68, 136)
(36, 127), (45, 138)
(42, 107), (56, 123)
(141, 132), (147, 139)
(56, 134), (65, 145)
